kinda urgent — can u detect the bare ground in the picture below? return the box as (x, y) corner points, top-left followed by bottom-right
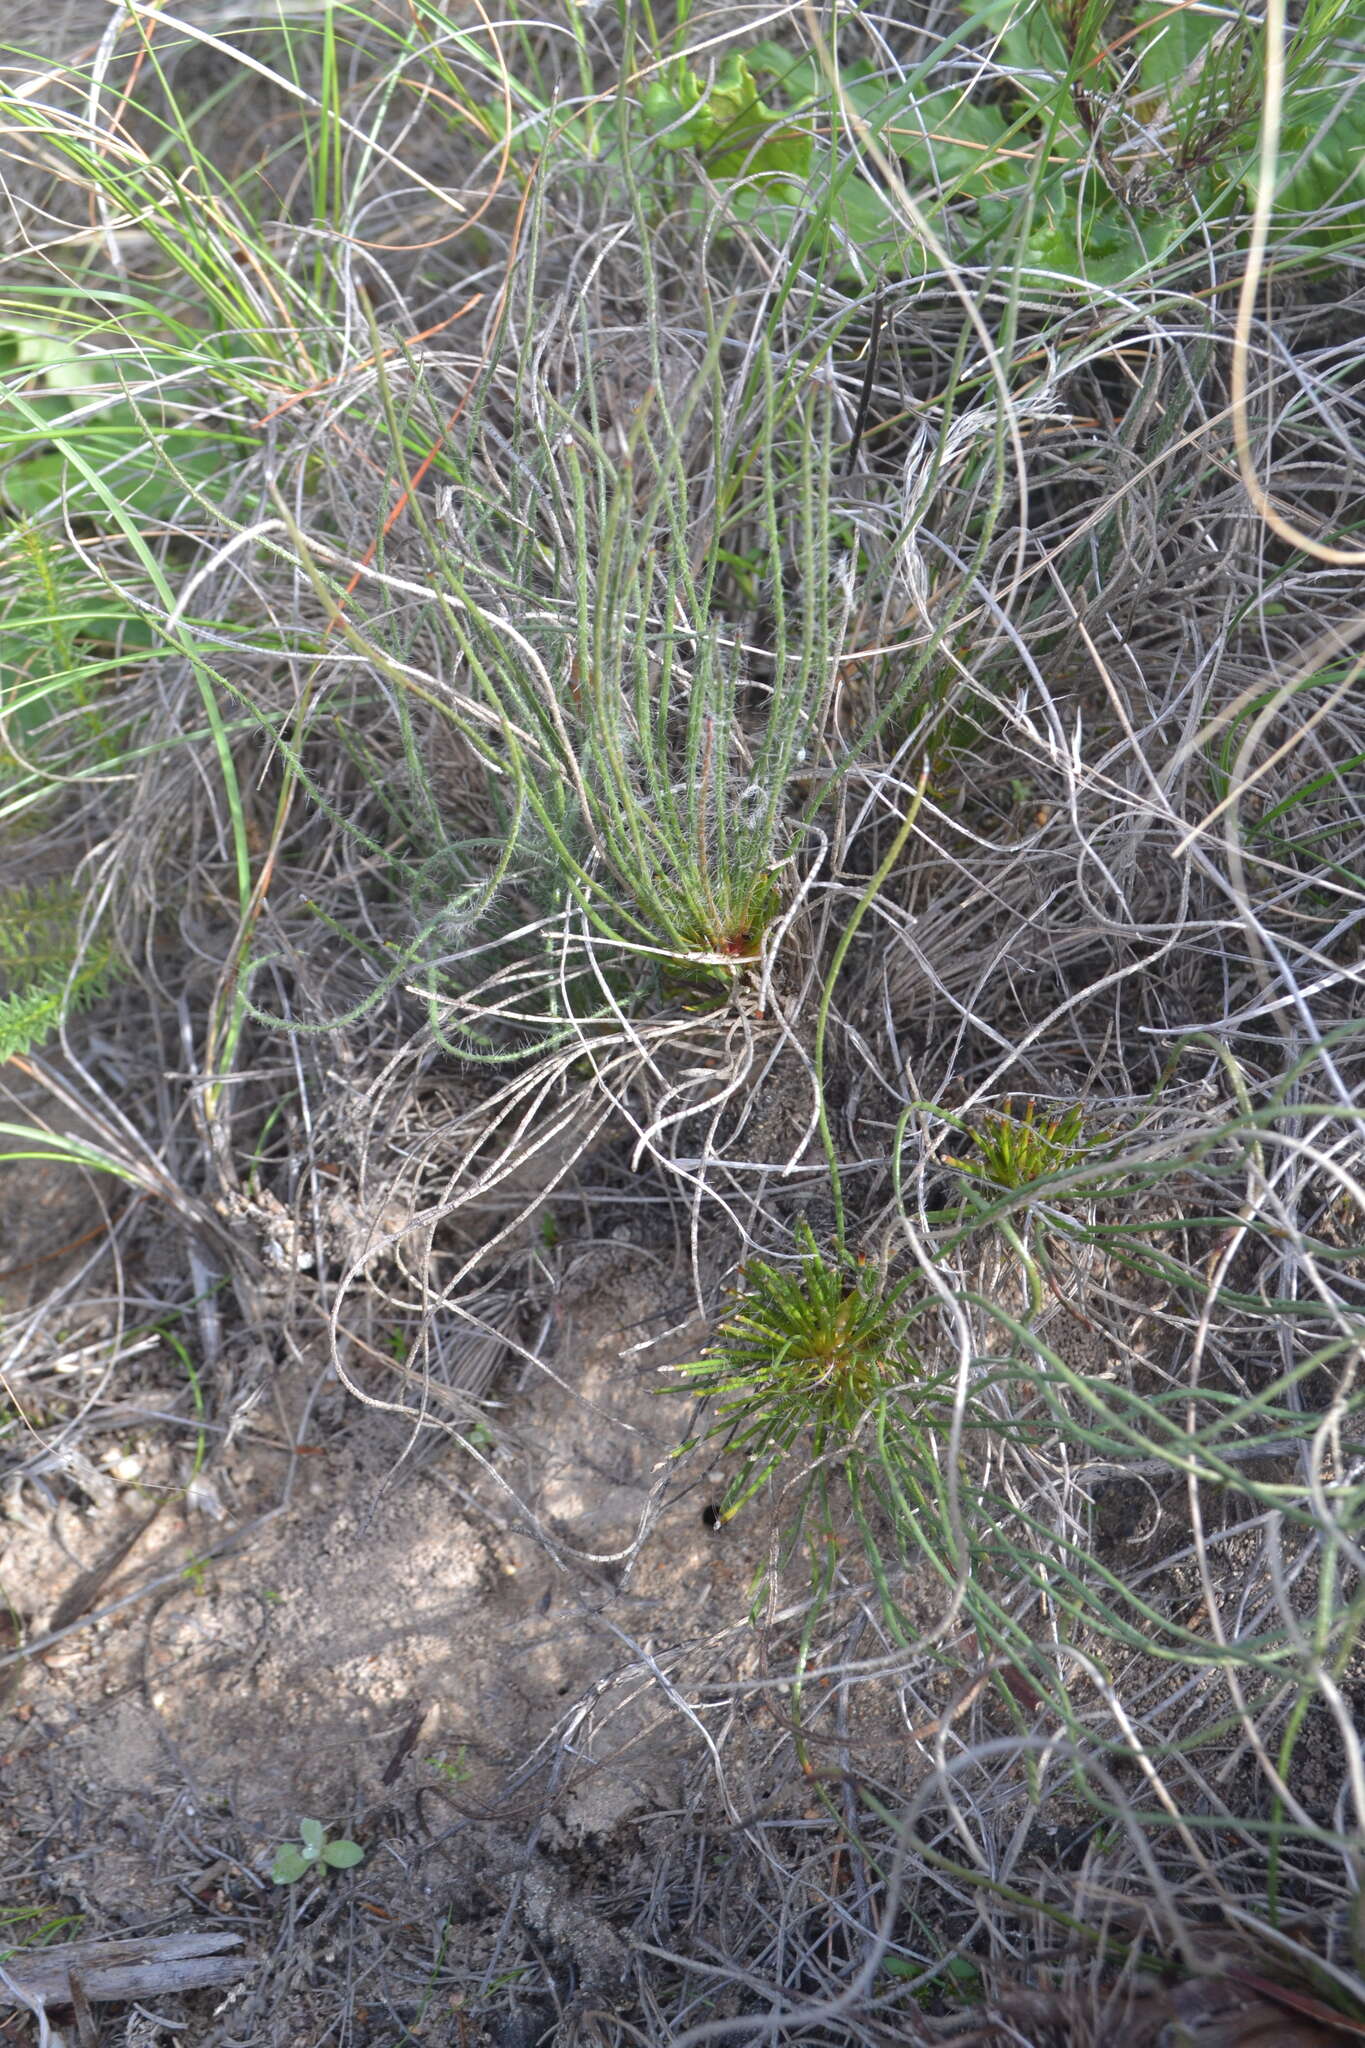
(2, 1175), (770, 2044)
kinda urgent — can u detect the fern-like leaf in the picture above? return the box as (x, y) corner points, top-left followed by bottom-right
(0, 879), (117, 1060)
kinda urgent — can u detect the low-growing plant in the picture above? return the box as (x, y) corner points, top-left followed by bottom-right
(260, 237), (843, 1056)
(427, 1745), (472, 1784)
(947, 1096), (1088, 1193)
(0, 517), (153, 771)
(0, 880), (117, 1061)
(271, 1818), (364, 1886)
(675, 1221), (931, 1523)
(641, 51), (812, 187)
(634, 1), (1365, 288)
(0, 322), (239, 524)
(428, 0), (1365, 291)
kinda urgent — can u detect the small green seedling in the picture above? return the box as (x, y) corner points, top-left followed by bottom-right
(271, 1819), (363, 1886)
(948, 1098), (1087, 1193)
(426, 1744), (471, 1783)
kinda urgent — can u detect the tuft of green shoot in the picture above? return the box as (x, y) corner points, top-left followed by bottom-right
(0, 881), (117, 1060)
(676, 1223), (927, 1522)
(948, 1097), (1087, 1193)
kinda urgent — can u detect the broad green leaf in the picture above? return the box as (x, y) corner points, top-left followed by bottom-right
(1, 329), (239, 521)
(271, 1844), (310, 1884)
(2, 423), (233, 521)
(1268, 93), (1365, 247)
(1134, 0), (1225, 94)
(322, 1838), (364, 1869)
(641, 63), (707, 149)
(643, 55), (811, 182)
(969, 0), (1070, 76)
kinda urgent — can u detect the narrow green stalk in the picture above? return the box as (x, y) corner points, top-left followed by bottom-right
(814, 762), (929, 1253)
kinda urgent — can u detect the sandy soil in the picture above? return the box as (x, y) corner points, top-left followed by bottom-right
(1, 1178), (773, 2042)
